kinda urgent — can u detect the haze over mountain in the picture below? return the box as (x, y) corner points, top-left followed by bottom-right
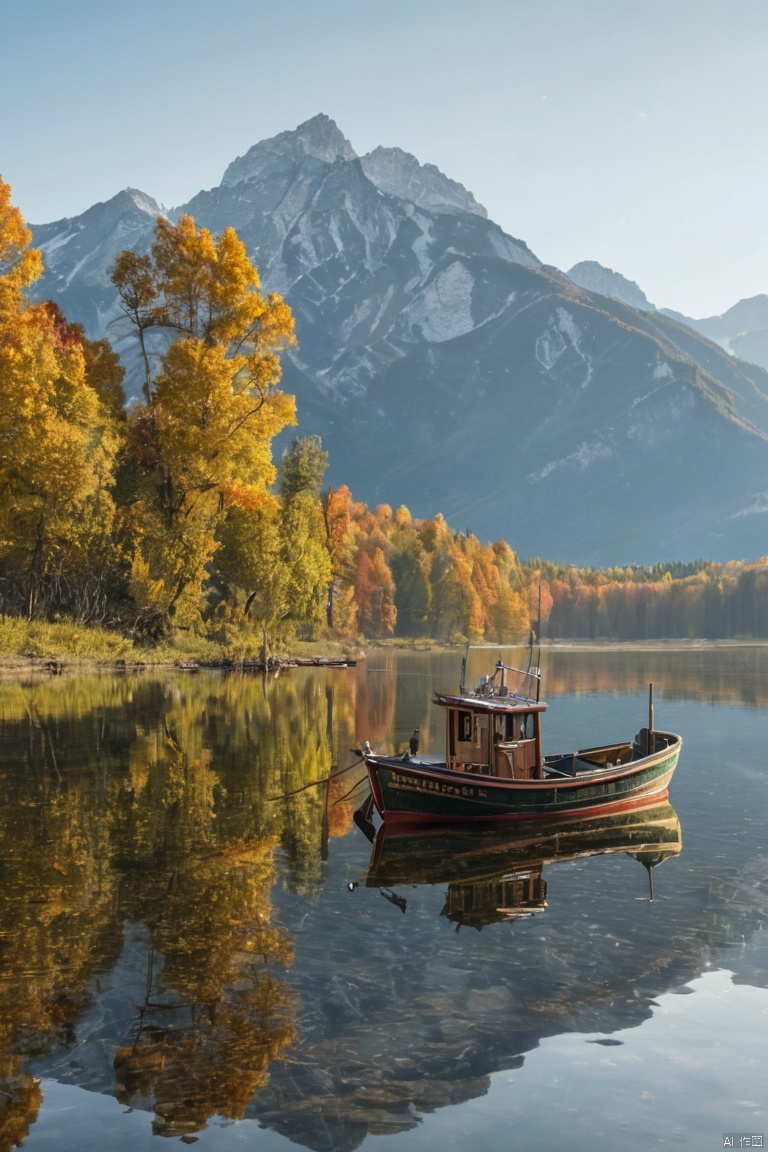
(659, 295), (768, 375)
(30, 115), (768, 566)
(567, 265), (768, 378)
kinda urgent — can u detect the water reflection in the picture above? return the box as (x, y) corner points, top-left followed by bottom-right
(0, 667), (362, 1145)
(0, 649), (766, 1150)
(538, 643), (768, 708)
(366, 799), (682, 928)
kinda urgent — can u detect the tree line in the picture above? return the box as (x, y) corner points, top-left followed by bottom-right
(1, 176), (766, 649)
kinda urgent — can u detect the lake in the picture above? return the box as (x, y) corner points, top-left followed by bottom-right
(1, 646), (767, 1151)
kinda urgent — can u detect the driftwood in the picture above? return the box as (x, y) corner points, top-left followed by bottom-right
(239, 655), (356, 671)
(174, 655), (357, 673)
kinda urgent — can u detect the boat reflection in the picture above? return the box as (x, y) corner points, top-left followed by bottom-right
(366, 797), (682, 929)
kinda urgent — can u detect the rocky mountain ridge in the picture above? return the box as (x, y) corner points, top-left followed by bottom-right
(566, 260), (656, 312)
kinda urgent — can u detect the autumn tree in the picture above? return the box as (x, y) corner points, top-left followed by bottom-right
(0, 179), (123, 620)
(323, 485), (357, 634)
(391, 536), (431, 636)
(212, 437), (331, 657)
(214, 493), (290, 657)
(354, 547), (397, 638)
(278, 437), (332, 638)
(111, 214), (296, 633)
(0, 177), (41, 309)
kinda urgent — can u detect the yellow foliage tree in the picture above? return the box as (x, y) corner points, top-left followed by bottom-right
(112, 215), (296, 632)
(0, 178), (122, 619)
(0, 177), (42, 312)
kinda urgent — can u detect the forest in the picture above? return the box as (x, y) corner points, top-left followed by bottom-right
(1, 175), (767, 653)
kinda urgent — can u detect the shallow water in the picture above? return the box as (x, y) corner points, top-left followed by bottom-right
(1, 647), (767, 1150)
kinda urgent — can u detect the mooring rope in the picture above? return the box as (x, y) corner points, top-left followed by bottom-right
(266, 755), (365, 802)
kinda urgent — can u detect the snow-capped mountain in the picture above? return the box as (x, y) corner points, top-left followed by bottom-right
(29, 115), (768, 565)
(33, 188), (162, 338)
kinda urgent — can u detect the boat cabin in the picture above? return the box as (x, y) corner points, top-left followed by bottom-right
(438, 661), (546, 780)
(443, 868), (547, 927)
(443, 699), (546, 778)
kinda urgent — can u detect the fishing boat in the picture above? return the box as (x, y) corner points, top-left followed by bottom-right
(360, 651), (681, 825)
(365, 798), (682, 926)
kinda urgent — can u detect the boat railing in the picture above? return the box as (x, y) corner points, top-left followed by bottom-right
(470, 661), (541, 703)
(633, 729), (678, 756)
(460, 646), (542, 701)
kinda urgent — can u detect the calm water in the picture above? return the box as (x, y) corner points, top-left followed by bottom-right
(1, 647), (767, 1151)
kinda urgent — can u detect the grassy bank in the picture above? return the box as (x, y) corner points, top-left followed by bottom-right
(0, 617), (136, 663)
(0, 615), (364, 668)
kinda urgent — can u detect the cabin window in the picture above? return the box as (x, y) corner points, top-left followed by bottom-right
(494, 714), (515, 741)
(458, 711), (472, 742)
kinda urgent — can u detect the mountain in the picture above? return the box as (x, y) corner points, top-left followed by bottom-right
(661, 295), (768, 373)
(566, 264), (768, 377)
(359, 146), (488, 218)
(566, 260), (656, 311)
(29, 115), (768, 566)
(33, 188), (162, 338)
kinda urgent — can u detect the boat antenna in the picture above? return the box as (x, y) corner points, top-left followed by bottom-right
(536, 576), (543, 700)
(460, 642), (468, 695)
(648, 683), (654, 755)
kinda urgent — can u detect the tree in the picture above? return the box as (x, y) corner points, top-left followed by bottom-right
(391, 537), (430, 636)
(0, 179), (122, 620)
(111, 215), (296, 632)
(279, 434), (327, 502)
(278, 437), (332, 637)
(355, 547), (396, 638)
(214, 495), (291, 659)
(279, 491), (332, 638)
(323, 485), (356, 633)
(0, 177), (42, 313)
(213, 436), (332, 656)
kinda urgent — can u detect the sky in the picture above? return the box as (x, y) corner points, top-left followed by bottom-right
(2, 0), (767, 317)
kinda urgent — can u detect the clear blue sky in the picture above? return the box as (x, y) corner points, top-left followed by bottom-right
(3, 0), (767, 316)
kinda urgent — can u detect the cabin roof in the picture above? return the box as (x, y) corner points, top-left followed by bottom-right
(434, 691), (548, 715)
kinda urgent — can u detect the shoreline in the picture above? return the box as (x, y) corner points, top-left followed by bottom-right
(1, 636), (767, 678)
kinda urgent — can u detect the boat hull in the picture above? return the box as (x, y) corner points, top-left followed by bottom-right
(365, 733), (680, 825)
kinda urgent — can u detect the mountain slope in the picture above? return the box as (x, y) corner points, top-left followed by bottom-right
(279, 258), (768, 564)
